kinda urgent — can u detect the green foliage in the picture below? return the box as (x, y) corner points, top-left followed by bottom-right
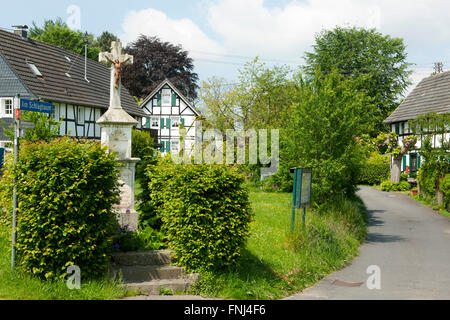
(3, 111), (61, 144)
(7, 138), (120, 280)
(441, 174), (450, 210)
(131, 129), (155, 181)
(191, 192), (367, 300)
(111, 226), (167, 252)
(357, 151), (390, 185)
(268, 69), (371, 200)
(304, 26), (412, 135)
(29, 18), (100, 61)
(142, 157), (253, 271)
(381, 180), (410, 192)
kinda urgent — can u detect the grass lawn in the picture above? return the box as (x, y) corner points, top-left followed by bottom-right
(190, 189), (368, 300)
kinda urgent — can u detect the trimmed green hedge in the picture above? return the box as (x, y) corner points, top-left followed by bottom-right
(142, 156), (253, 271)
(442, 174), (450, 210)
(381, 180), (410, 192)
(358, 163), (390, 185)
(8, 138), (120, 280)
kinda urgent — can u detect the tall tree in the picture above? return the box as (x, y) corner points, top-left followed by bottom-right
(305, 26), (412, 136)
(29, 18), (99, 60)
(121, 35), (199, 102)
(95, 31), (118, 52)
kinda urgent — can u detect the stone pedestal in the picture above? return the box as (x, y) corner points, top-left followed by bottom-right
(97, 106), (140, 231)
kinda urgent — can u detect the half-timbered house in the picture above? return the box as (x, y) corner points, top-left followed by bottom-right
(0, 26), (145, 147)
(383, 71), (450, 175)
(139, 79), (201, 155)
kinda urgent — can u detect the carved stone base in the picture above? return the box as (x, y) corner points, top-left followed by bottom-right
(115, 207), (139, 231)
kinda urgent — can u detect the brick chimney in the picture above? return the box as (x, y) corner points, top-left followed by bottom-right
(12, 25), (28, 39)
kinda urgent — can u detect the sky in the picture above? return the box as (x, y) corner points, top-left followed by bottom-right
(1, 0), (450, 95)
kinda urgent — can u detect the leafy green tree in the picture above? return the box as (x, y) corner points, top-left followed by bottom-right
(305, 26), (412, 136)
(29, 18), (99, 60)
(95, 31), (118, 52)
(270, 69), (373, 199)
(3, 111), (60, 143)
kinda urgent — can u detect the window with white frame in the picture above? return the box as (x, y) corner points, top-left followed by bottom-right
(162, 89), (171, 106)
(171, 140), (180, 152)
(4, 99), (12, 115)
(151, 117), (159, 128)
(77, 107), (85, 124)
(171, 117), (180, 128)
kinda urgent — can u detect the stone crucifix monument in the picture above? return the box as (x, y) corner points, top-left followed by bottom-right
(97, 40), (140, 231)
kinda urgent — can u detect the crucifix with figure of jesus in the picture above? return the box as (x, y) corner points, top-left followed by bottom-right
(99, 40), (133, 108)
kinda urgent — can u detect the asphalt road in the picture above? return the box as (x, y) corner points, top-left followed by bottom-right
(286, 186), (450, 300)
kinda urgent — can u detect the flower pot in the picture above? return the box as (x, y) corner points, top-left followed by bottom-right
(411, 189), (418, 196)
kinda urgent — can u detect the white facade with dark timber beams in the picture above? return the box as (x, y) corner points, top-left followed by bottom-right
(0, 26), (145, 146)
(383, 71), (450, 175)
(140, 80), (201, 155)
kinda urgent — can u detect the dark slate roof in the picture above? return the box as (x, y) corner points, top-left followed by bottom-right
(0, 29), (145, 117)
(384, 71), (450, 124)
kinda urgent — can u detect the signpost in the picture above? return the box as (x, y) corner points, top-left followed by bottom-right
(290, 167), (312, 232)
(11, 96), (53, 269)
(20, 99), (53, 114)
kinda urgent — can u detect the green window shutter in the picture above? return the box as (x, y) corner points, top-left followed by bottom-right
(166, 118), (171, 129)
(166, 141), (171, 152)
(418, 154), (421, 169)
(403, 155), (407, 171)
(172, 92), (177, 106)
(146, 118), (150, 129)
(181, 118), (185, 127)
(160, 118), (165, 129)
(160, 141), (165, 153)
(409, 154), (412, 171)
(157, 93), (162, 106)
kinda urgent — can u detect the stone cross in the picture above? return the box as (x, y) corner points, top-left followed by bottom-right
(97, 39), (139, 231)
(99, 41), (133, 108)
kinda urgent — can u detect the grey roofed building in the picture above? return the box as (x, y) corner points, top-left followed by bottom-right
(0, 26), (145, 122)
(384, 71), (450, 124)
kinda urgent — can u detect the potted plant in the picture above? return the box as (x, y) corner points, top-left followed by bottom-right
(411, 188), (418, 196)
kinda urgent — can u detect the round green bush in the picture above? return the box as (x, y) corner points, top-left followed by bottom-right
(142, 157), (253, 271)
(9, 138), (120, 280)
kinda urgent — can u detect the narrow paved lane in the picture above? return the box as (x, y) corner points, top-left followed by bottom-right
(286, 186), (450, 300)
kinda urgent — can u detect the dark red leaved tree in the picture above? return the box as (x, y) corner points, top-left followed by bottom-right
(122, 35), (199, 102)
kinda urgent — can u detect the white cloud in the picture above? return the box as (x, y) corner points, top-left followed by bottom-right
(120, 8), (224, 57)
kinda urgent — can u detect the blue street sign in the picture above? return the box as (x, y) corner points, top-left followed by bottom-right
(20, 99), (53, 114)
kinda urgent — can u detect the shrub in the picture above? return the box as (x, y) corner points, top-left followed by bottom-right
(381, 180), (410, 192)
(441, 174), (450, 210)
(358, 164), (390, 185)
(131, 129), (155, 181)
(142, 156), (253, 271)
(9, 138), (120, 280)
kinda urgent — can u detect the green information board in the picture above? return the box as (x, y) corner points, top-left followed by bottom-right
(290, 167), (312, 231)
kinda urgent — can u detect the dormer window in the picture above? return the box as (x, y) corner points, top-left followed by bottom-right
(28, 62), (43, 77)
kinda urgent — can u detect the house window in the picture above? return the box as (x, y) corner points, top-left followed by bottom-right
(4, 99), (12, 115)
(171, 117), (180, 128)
(151, 117), (159, 128)
(162, 89), (171, 106)
(171, 141), (179, 152)
(77, 107), (85, 124)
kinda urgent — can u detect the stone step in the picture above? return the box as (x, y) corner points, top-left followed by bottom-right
(111, 250), (175, 267)
(111, 265), (185, 282)
(124, 279), (197, 296)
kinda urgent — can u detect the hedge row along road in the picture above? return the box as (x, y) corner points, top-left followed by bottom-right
(286, 186), (450, 300)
